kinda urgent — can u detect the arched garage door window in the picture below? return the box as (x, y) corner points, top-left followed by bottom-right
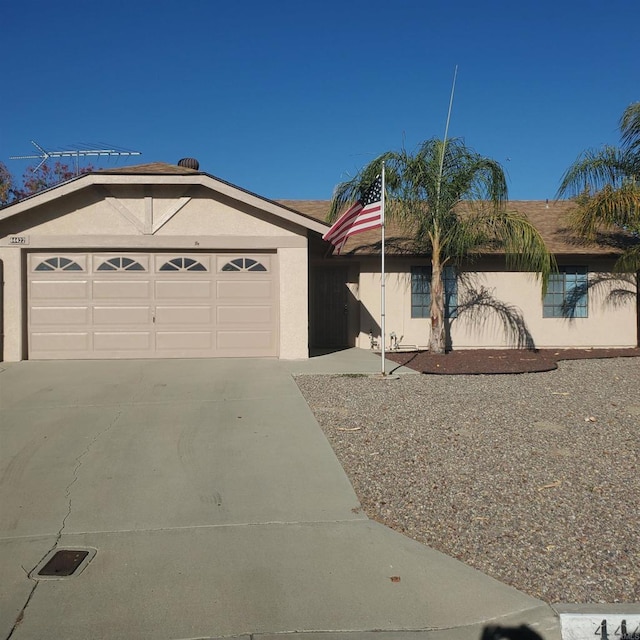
(221, 258), (267, 272)
(34, 257), (84, 272)
(159, 258), (207, 272)
(97, 257), (146, 271)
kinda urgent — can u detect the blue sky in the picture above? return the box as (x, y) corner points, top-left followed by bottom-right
(2, 0), (638, 201)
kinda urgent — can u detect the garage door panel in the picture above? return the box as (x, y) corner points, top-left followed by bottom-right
(217, 280), (271, 299)
(93, 306), (151, 325)
(217, 330), (274, 350)
(28, 252), (277, 359)
(156, 331), (213, 350)
(31, 280), (89, 300)
(94, 332), (152, 351)
(156, 306), (212, 325)
(30, 332), (91, 352)
(93, 280), (152, 299)
(31, 306), (90, 326)
(217, 305), (272, 325)
(156, 280), (212, 299)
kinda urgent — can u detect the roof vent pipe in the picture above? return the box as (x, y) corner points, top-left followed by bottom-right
(178, 158), (199, 170)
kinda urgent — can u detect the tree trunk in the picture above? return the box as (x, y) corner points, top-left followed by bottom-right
(429, 252), (446, 354)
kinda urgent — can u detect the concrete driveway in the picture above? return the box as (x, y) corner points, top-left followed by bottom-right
(0, 356), (560, 640)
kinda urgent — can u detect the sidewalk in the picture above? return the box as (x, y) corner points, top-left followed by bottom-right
(285, 347), (419, 375)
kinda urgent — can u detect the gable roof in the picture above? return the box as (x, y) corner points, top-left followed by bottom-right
(279, 199), (636, 257)
(0, 163), (329, 234)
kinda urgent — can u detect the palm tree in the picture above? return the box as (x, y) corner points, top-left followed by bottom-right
(557, 102), (640, 273)
(330, 138), (554, 354)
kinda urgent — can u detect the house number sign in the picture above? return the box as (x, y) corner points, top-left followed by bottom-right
(595, 619), (640, 640)
(9, 236), (29, 245)
(561, 616), (640, 640)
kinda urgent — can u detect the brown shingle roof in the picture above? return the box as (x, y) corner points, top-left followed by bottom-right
(87, 163), (636, 257)
(97, 162), (200, 175)
(278, 199), (635, 257)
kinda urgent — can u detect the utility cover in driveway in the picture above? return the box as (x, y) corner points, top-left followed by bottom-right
(32, 548), (96, 579)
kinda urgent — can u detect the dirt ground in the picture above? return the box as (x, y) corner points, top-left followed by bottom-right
(385, 347), (640, 374)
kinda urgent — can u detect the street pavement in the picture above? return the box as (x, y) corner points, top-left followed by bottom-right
(1, 352), (560, 640)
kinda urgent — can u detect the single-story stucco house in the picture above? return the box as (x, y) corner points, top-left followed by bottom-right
(0, 160), (637, 362)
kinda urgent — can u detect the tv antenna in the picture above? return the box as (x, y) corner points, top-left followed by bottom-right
(10, 141), (142, 174)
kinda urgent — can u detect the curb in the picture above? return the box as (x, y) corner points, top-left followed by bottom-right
(553, 604), (640, 640)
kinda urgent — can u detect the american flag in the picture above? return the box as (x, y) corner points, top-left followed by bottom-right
(323, 175), (383, 254)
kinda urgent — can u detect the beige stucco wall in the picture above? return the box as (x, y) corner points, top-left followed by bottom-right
(1, 187), (300, 238)
(357, 258), (637, 350)
(0, 248), (23, 361)
(1, 191), (134, 236)
(278, 247), (309, 359)
(158, 196), (300, 237)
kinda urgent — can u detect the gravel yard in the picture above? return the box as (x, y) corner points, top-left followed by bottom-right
(295, 357), (639, 604)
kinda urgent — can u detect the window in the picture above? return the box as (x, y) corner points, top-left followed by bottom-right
(159, 257), (207, 272)
(221, 258), (267, 272)
(411, 266), (457, 319)
(97, 257), (145, 271)
(543, 266), (588, 318)
(34, 257), (83, 272)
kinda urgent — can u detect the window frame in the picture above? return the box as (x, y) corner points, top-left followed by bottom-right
(543, 266), (589, 318)
(410, 265), (458, 319)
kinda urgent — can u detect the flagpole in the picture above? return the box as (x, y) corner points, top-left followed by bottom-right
(380, 162), (386, 375)
(436, 65), (458, 209)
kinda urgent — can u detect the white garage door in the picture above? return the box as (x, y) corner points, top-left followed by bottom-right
(28, 252), (278, 359)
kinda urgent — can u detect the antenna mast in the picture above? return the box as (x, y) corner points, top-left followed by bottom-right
(10, 141), (142, 173)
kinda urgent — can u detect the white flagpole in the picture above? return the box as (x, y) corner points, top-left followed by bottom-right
(436, 65), (458, 210)
(380, 163), (386, 375)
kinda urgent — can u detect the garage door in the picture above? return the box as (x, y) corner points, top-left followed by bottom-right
(28, 252), (278, 359)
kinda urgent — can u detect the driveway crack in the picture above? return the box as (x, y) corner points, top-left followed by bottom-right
(53, 409), (123, 544)
(5, 581), (37, 640)
(4, 410), (122, 640)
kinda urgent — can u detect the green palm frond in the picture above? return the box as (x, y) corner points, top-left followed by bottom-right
(557, 103), (640, 279)
(329, 137), (551, 280)
(569, 182), (640, 239)
(328, 151), (398, 221)
(456, 209), (556, 289)
(614, 244), (640, 273)
(410, 138), (508, 209)
(557, 146), (633, 197)
(620, 101), (640, 152)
